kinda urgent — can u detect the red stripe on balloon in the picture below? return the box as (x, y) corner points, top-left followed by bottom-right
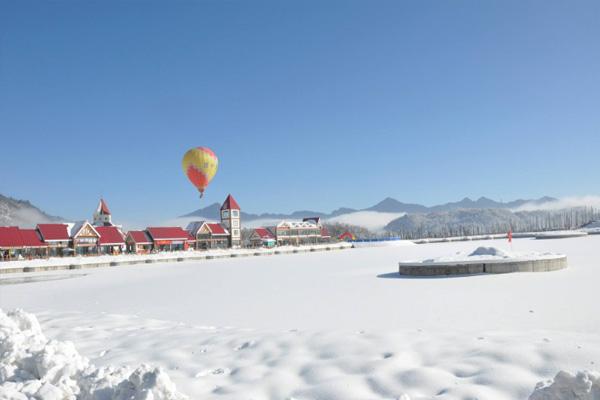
(187, 165), (209, 190)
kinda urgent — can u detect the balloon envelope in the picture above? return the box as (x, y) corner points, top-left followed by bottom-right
(182, 147), (219, 196)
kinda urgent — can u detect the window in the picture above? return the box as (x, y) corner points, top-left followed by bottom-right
(233, 229), (240, 236)
(232, 220), (239, 228)
(231, 210), (239, 217)
(222, 210), (230, 218)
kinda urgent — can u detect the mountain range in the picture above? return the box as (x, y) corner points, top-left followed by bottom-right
(181, 196), (558, 222)
(0, 194), (63, 228)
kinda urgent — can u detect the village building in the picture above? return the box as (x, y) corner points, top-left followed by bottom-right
(126, 230), (154, 254)
(319, 226), (331, 242)
(302, 217), (331, 243)
(146, 227), (194, 251)
(0, 227), (50, 261)
(271, 220), (323, 245)
(93, 198), (114, 226)
(302, 217), (322, 226)
(19, 229), (49, 259)
(69, 221), (100, 255)
(187, 221), (230, 249)
(37, 223), (72, 257)
(248, 227), (276, 248)
(0, 227), (25, 261)
(220, 194), (241, 248)
(96, 225), (126, 254)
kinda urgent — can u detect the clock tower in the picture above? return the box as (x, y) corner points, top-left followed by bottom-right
(220, 194), (241, 248)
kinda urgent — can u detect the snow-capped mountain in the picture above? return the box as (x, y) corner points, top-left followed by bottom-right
(0, 194), (63, 228)
(181, 196), (558, 232)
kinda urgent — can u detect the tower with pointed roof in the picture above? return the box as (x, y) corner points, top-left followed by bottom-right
(93, 198), (113, 227)
(220, 194), (241, 247)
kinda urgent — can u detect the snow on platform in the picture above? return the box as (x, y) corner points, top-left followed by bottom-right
(398, 246), (567, 276)
(1, 235), (600, 399)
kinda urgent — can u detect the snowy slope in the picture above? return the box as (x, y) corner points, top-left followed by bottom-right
(0, 194), (63, 227)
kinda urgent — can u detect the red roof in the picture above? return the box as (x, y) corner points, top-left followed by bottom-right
(19, 229), (47, 247)
(96, 226), (125, 245)
(0, 227), (23, 248)
(127, 230), (152, 244)
(186, 233), (196, 242)
(320, 227), (330, 237)
(254, 228), (274, 240)
(146, 227), (190, 240)
(339, 231), (356, 241)
(207, 223), (228, 235)
(98, 199), (111, 215)
(37, 224), (70, 241)
(221, 194), (240, 211)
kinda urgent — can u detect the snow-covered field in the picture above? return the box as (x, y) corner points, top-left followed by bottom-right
(0, 243), (351, 270)
(1, 235), (599, 399)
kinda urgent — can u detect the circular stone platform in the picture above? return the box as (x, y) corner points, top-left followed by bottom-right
(398, 248), (567, 276)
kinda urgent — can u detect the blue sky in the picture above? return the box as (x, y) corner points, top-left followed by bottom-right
(1, 0), (599, 224)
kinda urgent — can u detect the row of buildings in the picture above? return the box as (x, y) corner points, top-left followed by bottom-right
(0, 195), (332, 261)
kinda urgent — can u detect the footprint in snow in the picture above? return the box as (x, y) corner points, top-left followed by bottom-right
(235, 341), (254, 351)
(195, 368), (231, 378)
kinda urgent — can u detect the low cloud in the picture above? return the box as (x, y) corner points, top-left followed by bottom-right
(513, 196), (600, 212)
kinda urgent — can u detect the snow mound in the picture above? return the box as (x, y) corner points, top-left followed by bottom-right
(468, 246), (511, 258)
(0, 308), (188, 400)
(529, 370), (600, 400)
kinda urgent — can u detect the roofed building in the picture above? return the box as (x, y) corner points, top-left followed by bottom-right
(126, 230), (154, 254)
(320, 226), (331, 242)
(146, 227), (194, 251)
(187, 221), (230, 249)
(37, 223), (72, 257)
(271, 220), (322, 245)
(220, 194), (241, 248)
(93, 198), (113, 226)
(0, 227), (49, 261)
(0, 227), (24, 261)
(248, 227), (276, 248)
(96, 225), (126, 254)
(69, 221), (100, 256)
(19, 229), (49, 259)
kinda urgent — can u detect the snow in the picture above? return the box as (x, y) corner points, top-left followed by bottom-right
(0, 243), (351, 270)
(469, 246), (511, 257)
(529, 370), (600, 400)
(326, 211), (405, 231)
(535, 230), (589, 239)
(1, 236), (600, 399)
(351, 239), (416, 248)
(0, 309), (187, 400)
(401, 246), (565, 264)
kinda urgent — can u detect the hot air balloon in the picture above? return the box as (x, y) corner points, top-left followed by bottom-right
(182, 147), (219, 198)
